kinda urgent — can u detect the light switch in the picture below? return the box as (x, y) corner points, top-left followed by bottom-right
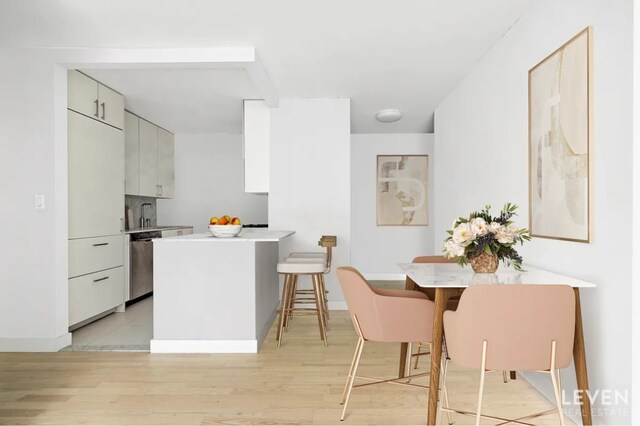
(35, 194), (45, 210)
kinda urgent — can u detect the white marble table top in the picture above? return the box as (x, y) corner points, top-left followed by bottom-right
(397, 263), (597, 288)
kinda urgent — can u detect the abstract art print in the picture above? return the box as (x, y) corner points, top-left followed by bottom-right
(376, 155), (428, 226)
(528, 27), (593, 243)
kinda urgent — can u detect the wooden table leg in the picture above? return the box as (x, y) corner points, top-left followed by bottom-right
(427, 288), (449, 425)
(398, 278), (418, 377)
(573, 288), (592, 425)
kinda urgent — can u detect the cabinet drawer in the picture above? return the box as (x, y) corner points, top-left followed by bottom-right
(69, 266), (125, 326)
(69, 235), (124, 278)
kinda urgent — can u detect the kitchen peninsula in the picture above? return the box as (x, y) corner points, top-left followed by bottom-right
(151, 229), (294, 353)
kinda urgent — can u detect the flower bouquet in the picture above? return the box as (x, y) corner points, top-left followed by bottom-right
(443, 203), (531, 272)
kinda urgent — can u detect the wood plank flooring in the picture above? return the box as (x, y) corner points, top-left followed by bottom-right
(0, 312), (570, 425)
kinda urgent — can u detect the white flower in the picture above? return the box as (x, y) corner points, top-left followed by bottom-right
(487, 221), (501, 234)
(444, 240), (465, 258)
(452, 223), (474, 246)
(496, 225), (515, 244)
(470, 217), (488, 236)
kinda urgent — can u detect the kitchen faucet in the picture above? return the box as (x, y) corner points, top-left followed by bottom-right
(140, 203), (152, 228)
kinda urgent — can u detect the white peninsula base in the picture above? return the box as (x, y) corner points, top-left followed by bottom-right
(151, 229), (294, 353)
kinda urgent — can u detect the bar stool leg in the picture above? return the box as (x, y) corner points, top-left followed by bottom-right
(277, 274), (292, 348)
(312, 274), (328, 346)
(284, 274), (297, 331)
(320, 274), (330, 322)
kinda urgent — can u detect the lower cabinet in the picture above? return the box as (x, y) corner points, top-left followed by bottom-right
(69, 266), (125, 327)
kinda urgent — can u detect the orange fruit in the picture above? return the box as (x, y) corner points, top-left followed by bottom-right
(218, 217), (229, 225)
(209, 216), (219, 225)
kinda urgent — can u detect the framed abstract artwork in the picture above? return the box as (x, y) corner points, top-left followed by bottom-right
(376, 155), (428, 226)
(528, 27), (593, 243)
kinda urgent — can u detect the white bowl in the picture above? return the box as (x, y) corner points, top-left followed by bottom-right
(208, 224), (242, 238)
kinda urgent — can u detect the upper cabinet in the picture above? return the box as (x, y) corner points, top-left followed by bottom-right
(157, 127), (175, 198)
(68, 70), (124, 130)
(138, 118), (159, 197)
(125, 112), (175, 199)
(243, 100), (270, 193)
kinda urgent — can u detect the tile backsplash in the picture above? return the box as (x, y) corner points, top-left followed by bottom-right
(125, 195), (157, 230)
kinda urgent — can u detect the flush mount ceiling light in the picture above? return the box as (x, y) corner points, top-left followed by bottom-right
(375, 109), (403, 123)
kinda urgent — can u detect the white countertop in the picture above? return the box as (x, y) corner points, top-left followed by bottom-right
(398, 263), (597, 288)
(155, 229), (295, 242)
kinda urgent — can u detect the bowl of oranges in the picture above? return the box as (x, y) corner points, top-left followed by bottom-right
(208, 215), (242, 238)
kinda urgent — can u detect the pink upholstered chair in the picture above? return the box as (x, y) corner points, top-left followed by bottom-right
(337, 266), (434, 421)
(441, 285), (575, 425)
(408, 255), (458, 369)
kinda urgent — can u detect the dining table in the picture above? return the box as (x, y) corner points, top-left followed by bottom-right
(396, 262), (597, 426)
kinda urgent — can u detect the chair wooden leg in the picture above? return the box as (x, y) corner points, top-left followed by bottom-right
(312, 274), (328, 346)
(475, 340), (488, 426)
(550, 341), (565, 426)
(276, 274), (291, 348)
(404, 342), (413, 380)
(341, 337), (365, 421)
(439, 356), (453, 425)
(341, 336), (363, 405)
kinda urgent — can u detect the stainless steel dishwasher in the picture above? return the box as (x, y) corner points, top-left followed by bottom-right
(129, 231), (161, 301)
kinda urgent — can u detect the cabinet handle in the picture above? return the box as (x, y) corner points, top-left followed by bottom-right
(101, 102), (106, 120)
(92, 242), (109, 247)
(94, 99), (99, 117)
(159, 185), (163, 196)
(120, 217), (124, 233)
(93, 276), (109, 283)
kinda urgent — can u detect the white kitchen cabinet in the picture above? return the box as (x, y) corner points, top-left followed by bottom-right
(138, 118), (159, 197)
(157, 127), (175, 198)
(124, 112), (140, 194)
(67, 70), (124, 130)
(68, 266), (125, 327)
(68, 235), (125, 278)
(68, 110), (124, 239)
(125, 112), (175, 199)
(243, 100), (270, 193)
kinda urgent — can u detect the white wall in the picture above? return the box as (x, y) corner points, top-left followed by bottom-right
(0, 50), (71, 350)
(351, 134), (435, 275)
(157, 134), (268, 233)
(434, 1), (632, 423)
(269, 99), (351, 308)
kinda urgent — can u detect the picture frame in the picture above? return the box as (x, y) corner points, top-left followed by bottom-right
(528, 27), (593, 243)
(376, 155), (429, 226)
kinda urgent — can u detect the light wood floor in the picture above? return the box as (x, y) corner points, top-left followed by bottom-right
(0, 312), (569, 425)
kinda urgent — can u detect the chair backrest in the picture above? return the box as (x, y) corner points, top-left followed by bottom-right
(337, 266), (434, 343)
(444, 285), (575, 371)
(407, 256), (456, 300)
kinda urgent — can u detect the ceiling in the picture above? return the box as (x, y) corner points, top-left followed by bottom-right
(1, 0), (532, 134)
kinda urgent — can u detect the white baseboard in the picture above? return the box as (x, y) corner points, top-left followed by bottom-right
(328, 301), (348, 310)
(150, 339), (258, 353)
(0, 333), (72, 352)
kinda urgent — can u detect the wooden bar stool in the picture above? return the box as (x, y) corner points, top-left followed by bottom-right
(288, 235), (337, 327)
(276, 260), (328, 347)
